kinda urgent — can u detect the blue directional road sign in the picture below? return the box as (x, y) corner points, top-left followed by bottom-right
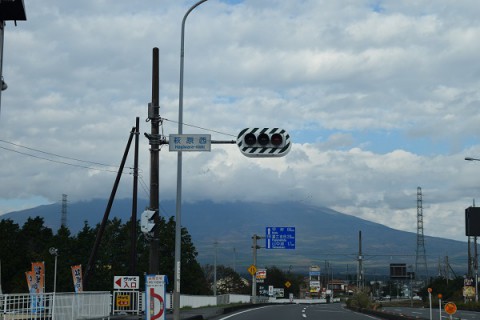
(266, 227), (295, 249)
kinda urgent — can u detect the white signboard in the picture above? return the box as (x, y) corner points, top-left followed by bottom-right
(113, 276), (139, 290)
(145, 275), (168, 320)
(273, 288), (285, 298)
(310, 280), (321, 293)
(169, 134), (211, 152)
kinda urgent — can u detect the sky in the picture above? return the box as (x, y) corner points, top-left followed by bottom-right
(1, 0), (480, 242)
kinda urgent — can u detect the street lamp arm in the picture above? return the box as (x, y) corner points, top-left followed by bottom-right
(465, 157), (480, 161)
(179, 0), (209, 134)
(175, 2), (209, 320)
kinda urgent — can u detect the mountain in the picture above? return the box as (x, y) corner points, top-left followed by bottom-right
(1, 199), (468, 278)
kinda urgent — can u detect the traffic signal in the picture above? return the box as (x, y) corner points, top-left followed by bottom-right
(237, 128), (291, 158)
(466, 207), (480, 236)
(140, 209), (156, 234)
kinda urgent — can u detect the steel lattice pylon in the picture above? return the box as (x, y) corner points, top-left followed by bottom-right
(415, 187), (429, 281)
(61, 194), (68, 227)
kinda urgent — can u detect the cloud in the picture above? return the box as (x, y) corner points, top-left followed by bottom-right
(0, 0), (479, 242)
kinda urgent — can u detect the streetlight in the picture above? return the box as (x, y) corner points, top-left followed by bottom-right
(465, 156), (479, 302)
(0, 0), (27, 115)
(174, 1), (209, 320)
(49, 247), (58, 320)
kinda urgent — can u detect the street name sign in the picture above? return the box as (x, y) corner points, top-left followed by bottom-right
(266, 227), (295, 249)
(169, 134), (211, 152)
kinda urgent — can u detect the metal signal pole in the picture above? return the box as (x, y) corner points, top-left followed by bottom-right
(147, 47), (161, 274)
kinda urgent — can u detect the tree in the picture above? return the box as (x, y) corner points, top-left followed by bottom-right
(157, 216), (210, 295)
(204, 264), (249, 294)
(419, 276), (464, 301)
(0, 214), (209, 294)
(47, 225), (73, 292)
(0, 219), (22, 293)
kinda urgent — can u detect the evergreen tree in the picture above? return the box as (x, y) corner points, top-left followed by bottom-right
(0, 219), (22, 293)
(0, 214), (210, 295)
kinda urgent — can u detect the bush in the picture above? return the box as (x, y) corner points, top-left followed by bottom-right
(346, 292), (372, 309)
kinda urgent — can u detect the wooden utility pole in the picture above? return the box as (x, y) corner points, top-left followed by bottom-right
(129, 117), (140, 275)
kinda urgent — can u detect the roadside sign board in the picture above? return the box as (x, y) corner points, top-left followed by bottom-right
(169, 134), (211, 152)
(145, 275), (168, 320)
(266, 227), (295, 249)
(116, 294), (131, 307)
(113, 276), (139, 290)
(444, 302), (457, 315)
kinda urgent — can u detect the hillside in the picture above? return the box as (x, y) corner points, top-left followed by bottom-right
(2, 199), (468, 277)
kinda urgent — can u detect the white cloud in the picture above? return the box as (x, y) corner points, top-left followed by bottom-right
(0, 0), (479, 242)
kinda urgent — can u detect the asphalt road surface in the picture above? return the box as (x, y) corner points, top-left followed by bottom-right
(382, 306), (480, 320)
(211, 303), (382, 320)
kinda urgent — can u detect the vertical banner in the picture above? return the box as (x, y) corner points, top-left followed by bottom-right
(145, 275), (168, 320)
(71, 265), (83, 293)
(25, 271), (35, 293)
(31, 262), (45, 293)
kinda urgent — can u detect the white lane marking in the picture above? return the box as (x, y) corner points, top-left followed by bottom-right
(217, 306), (272, 320)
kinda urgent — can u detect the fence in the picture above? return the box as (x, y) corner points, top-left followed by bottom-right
(112, 290), (141, 315)
(1, 291), (258, 319)
(0, 292), (111, 320)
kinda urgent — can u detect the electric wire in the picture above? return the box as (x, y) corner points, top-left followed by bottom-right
(0, 145), (125, 173)
(0, 138), (123, 168)
(161, 117), (237, 138)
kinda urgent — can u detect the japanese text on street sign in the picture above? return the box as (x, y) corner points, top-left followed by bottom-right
(114, 276), (139, 290)
(145, 274), (168, 320)
(266, 227), (295, 249)
(169, 134), (211, 152)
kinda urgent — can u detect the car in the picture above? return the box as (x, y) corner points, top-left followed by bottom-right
(412, 295), (422, 300)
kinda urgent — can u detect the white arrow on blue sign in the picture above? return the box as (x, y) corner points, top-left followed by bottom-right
(265, 227), (295, 249)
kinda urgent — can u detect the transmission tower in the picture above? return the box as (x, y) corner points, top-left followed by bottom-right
(61, 194), (68, 227)
(415, 187), (429, 281)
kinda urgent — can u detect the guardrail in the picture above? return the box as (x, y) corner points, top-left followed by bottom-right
(0, 292), (111, 320)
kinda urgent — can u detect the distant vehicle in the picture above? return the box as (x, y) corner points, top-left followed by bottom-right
(412, 296), (422, 300)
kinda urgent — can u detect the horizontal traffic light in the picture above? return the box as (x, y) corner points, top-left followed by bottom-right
(237, 128), (291, 158)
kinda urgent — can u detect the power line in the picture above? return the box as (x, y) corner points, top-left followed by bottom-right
(161, 118), (237, 138)
(0, 144), (129, 174)
(0, 138), (123, 168)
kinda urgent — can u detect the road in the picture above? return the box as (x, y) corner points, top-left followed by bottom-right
(382, 306), (480, 320)
(210, 303), (382, 320)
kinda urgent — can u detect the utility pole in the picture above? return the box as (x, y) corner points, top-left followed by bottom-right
(129, 117), (140, 275)
(357, 231), (363, 290)
(213, 241), (218, 296)
(147, 47), (162, 274)
(252, 234), (262, 302)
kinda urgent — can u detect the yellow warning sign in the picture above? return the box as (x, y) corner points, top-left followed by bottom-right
(116, 294), (131, 307)
(285, 281), (291, 288)
(248, 264), (257, 276)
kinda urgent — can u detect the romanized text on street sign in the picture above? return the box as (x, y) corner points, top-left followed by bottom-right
(265, 227), (295, 249)
(169, 134), (211, 152)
